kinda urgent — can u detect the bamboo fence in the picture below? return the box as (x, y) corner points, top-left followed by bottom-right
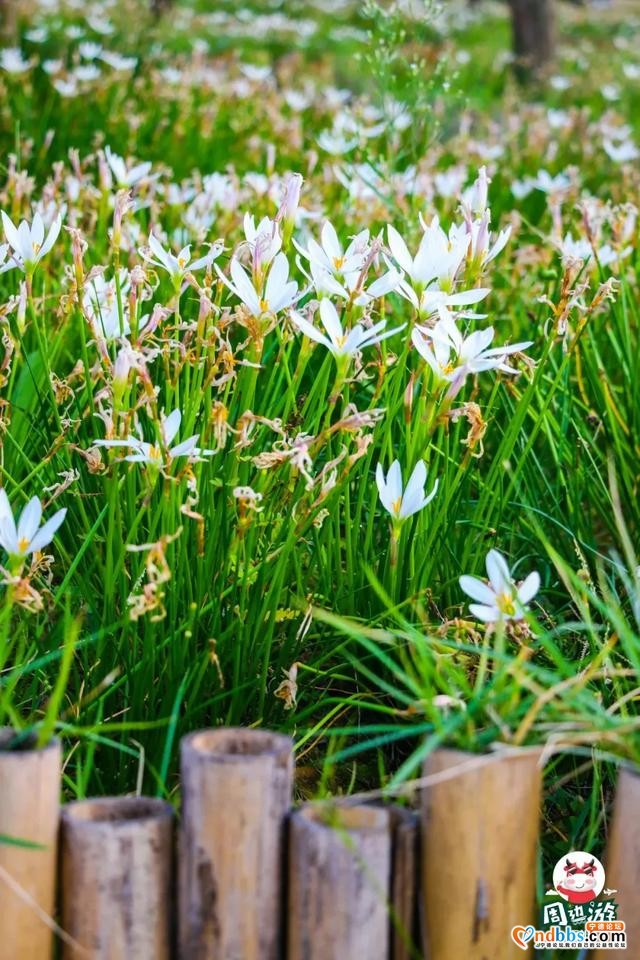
(0, 727), (634, 959)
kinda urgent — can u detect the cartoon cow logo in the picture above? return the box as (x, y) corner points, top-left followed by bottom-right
(551, 852), (606, 905)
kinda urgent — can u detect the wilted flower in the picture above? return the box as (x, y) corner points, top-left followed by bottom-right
(459, 549), (540, 623)
(0, 490), (67, 560)
(376, 459), (438, 521)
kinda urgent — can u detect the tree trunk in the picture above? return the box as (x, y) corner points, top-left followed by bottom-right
(151, 0), (173, 15)
(508, 0), (554, 77)
(0, 0), (17, 40)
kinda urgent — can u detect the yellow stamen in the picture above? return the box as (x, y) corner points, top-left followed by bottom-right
(17, 537), (30, 554)
(496, 592), (516, 616)
(333, 255), (344, 270)
(391, 497), (402, 516)
(259, 298), (269, 313)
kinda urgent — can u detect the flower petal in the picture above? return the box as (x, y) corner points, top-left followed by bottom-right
(469, 602), (500, 623)
(17, 496), (42, 544)
(517, 571), (541, 605)
(27, 507), (67, 553)
(459, 575), (495, 605)
(486, 549), (511, 594)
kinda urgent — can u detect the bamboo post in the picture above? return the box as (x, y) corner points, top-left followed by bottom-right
(0, 731), (61, 960)
(178, 728), (294, 960)
(421, 747), (543, 960)
(593, 765), (640, 959)
(388, 806), (420, 960)
(60, 796), (174, 960)
(288, 804), (392, 960)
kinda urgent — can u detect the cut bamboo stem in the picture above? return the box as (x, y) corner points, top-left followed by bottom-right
(421, 747), (543, 960)
(0, 731), (61, 960)
(593, 765), (640, 960)
(60, 796), (174, 960)
(388, 806), (420, 960)
(288, 804), (392, 960)
(178, 728), (293, 960)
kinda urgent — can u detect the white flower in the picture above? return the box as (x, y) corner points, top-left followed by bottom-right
(595, 244), (633, 268)
(412, 309), (532, 397)
(0, 242), (13, 275)
(459, 549), (540, 622)
(557, 234), (632, 269)
(558, 233), (593, 263)
(533, 170), (571, 195)
(603, 139), (639, 164)
(243, 213), (282, 270)
(104, 146), (152, 188)
(399, 284), (490, 322)
(0, 490), (66, 559)
(451, 216), (511, 270)
(511, 177), (536, 200)
(304, 256), (401, 307)
(94, 409), (212, 467)
(316, 130), (358, 155)
(376, 459), (438, 521)
(42, 59), (63, 76)
(0, 49), (31, 74)
(79, 41), (103, 60)
(296, 221), (370, 278)
(25, 27), (48, 43)
(140, 233), (222, 283)
(290, 299), (404, 357)
(73, 64), (101, 83)
(1, 210), (63, 274)
(83, 271), (151, 341)
(434, 167), (467, 199)
(53, 78), (78, 98)
(296, 223), (401, 306)
(462, 166), (490, 216)
(387, 219), (469, 292)
(278, 173), (303, 229)
(100, 51), (137, 71)
(217, 251), (298, 318)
